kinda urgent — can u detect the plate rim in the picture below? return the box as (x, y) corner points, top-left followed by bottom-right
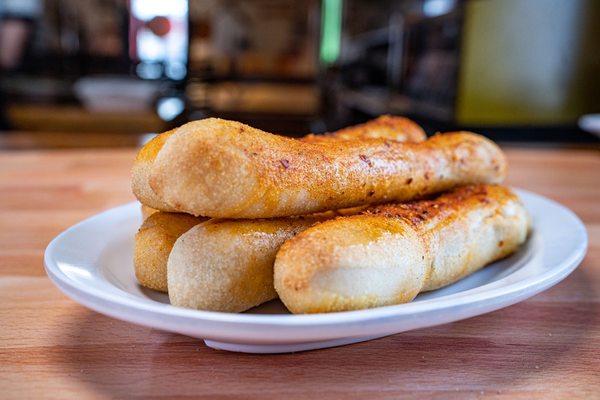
(44, 188), (588, 328)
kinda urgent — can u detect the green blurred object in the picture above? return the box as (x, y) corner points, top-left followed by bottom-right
(457, 0), (600, 126)
(320, 0), (343, 65)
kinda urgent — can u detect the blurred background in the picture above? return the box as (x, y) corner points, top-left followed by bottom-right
(0, 0), (598, 149)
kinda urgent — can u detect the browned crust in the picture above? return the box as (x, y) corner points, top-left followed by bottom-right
(274, 185), (529, 313)
(132, 116), (426, 212)
(365, 185), (513, 227)
(150, 118), (507, 218)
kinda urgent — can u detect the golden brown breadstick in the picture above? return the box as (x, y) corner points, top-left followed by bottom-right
(274, 185), (529, 314)
(134, 211), (207, 292)
(132, 130), (179, 211)
(132, 116), (425, 211)
(304, 115), (425, 143)
(151, 119), (506, 218)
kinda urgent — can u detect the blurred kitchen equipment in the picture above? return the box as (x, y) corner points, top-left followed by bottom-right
(73, 76), (160, 112)
(578, 114), (600, 138)
(129, 0), (189, 80)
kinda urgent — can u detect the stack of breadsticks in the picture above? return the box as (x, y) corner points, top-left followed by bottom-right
(132, 116), (529, 314)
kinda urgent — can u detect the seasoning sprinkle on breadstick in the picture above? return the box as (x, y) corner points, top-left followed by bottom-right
(274, 185), (529, 314)
(150, 118), (506, 218)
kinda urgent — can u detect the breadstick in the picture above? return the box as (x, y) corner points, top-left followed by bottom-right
(134, 211), (207, 292)
(303, 115), (426, 143)
(133, 116), (425, 211)
(274, 185), (529, 314)
(151, 119), (506, 218)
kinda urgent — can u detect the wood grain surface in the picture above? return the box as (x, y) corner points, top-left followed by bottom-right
(0, 146), (598, 399)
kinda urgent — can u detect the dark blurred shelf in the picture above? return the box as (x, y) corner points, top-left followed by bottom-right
(462, 126), (600, 146)
(0, 131), (150, 150)
(339, 87), (453, 122)
(5, 104), (167, 134)
(338, 88), (600, 145)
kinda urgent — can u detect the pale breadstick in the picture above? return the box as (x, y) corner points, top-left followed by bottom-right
(134, 211), (207, 292)
(151, 119), (506, 218)
(167, 216), (325, 312)
(274, 185), (529, 314)
(132, 116), (425, 211)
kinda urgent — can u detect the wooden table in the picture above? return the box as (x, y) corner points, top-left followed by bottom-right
(1, 146), (598, 399)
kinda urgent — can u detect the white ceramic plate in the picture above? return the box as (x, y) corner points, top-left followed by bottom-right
(45, 189), (587, 353)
